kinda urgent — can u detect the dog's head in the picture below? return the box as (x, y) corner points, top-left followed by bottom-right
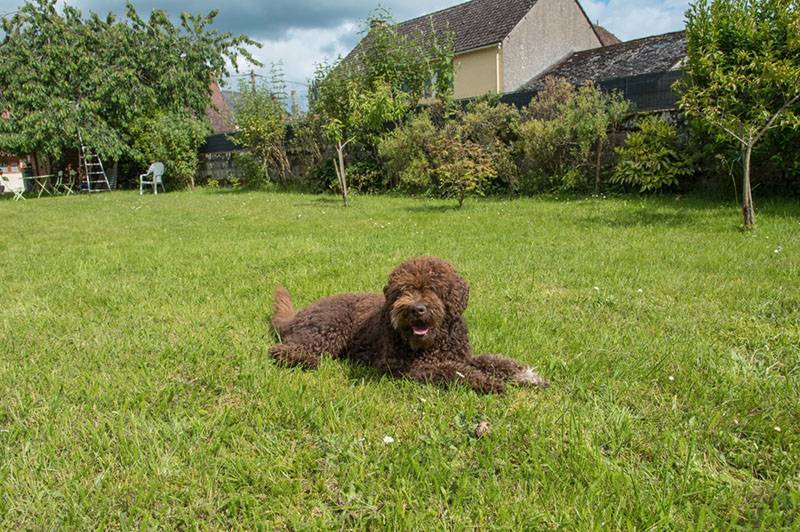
(383, 256), (469, 351)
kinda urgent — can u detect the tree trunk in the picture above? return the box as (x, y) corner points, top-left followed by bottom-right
(742, 143), (755, 229)
(594, 139), (603, 195)
(334, 143), (349, 207)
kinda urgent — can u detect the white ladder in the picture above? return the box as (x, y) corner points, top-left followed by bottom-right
(78, 132), (112, 193)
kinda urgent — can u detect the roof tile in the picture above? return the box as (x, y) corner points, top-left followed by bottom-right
(520, 30), (686, 90)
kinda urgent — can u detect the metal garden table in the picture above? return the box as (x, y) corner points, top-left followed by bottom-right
(22, 174), (54, 198)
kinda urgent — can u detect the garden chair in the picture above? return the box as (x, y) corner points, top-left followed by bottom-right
(139, 162), (165, 195)
(53, 171), (76, 195)
(1, 173), (25, 201)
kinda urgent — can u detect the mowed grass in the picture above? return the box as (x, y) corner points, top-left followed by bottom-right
(0, 189), (798, 529)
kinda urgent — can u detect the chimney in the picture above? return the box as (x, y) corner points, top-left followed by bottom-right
(291, 90), (299, 116)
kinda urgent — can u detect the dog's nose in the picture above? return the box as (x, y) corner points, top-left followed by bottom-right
(411, 304), (427, 316)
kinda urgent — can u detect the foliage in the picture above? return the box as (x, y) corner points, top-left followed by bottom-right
(460, 101), (521, 193)
(346, 160), (388, 193)
(516, 117), (570, 191)
(348, 12), (455, 105)
(378, 111), (438, 190)
(429, 122), (495, 207)
(309, 11), (455, 205)
(517, 78), (632, 192)
(232, 79), (290, 187)
(378, 107), (501, 205)
(525, 76), (575, 121)
(232, 151), (269, 188)
(611, 116), (696, 192)
(678, 0), (800, 227)
(564, 82), (632, 192)
(287, 113), (325, 184)
(0, 0), (256, 167)
(130, 112), (209, 188)
(316, 73), (412, 204)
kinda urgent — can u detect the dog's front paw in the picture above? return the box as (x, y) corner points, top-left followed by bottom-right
(513, 367), (549, 388)
(269, 344), (320, 370)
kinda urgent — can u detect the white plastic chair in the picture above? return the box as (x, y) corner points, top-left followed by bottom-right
(139, 162), (165, 195)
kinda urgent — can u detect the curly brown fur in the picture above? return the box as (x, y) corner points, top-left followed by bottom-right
(269, 256), (548, 394)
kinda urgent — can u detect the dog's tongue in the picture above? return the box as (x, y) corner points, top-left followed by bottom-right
(412, 326), (430, 336)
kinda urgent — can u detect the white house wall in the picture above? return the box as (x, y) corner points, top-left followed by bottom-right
(502, 0), (601, 92)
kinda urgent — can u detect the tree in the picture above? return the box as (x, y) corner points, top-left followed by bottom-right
(0, 0), (256, 176)
(316, 74), (410, 206)
(131, 112), (209, 188)
(232, 79), (290, 186)
(678, 0), (800, 228)
(309, 12), (454, 206)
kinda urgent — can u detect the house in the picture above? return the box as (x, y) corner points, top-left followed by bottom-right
(593, 24), (621, 46)
(0, 153), (27, 193)
(520, 31), (686, 91)
(206, 81), (236, 135)
(349, 0), (610, 99)
(515, 31), (687, 111)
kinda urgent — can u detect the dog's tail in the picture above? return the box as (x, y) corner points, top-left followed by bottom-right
(271, 287), (295, 336)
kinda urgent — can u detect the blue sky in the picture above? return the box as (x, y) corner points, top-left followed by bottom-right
(0, 0), (690, 98)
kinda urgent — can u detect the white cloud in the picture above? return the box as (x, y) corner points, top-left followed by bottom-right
(233, 21), (360, 100)
(224, 1), (463, 107)
(582, 0), (689, 40)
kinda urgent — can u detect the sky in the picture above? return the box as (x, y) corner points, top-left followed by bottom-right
(0, 0), (691, 100)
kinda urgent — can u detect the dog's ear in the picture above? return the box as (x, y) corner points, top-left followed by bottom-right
(449, 276), (470, 315)
(383, 282), (397, 304)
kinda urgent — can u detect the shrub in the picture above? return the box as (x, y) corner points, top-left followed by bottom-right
(429, 123), (495, 207)
(131, 112), (209, 189)
(233, 151), (269, 188)
(611, 116), (695, 192)
(233, 80), (290, 187)
(516, 117), (572, 192)
(287, 113), (324, 185)
(378, 110), (495, 206)
(347, 160), (388, 193)
(460, 101), (520, 193)
(526, 76), (575, 121)
(378, 112), (437, 191)
(517, 78), (631, 192)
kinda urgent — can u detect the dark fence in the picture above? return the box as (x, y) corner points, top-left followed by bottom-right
(501, 70), (685, 112)
(200, 132), (239, 154)
(200, 71), (684, 154)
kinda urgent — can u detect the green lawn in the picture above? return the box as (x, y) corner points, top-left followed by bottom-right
(1, 190), (798, 528)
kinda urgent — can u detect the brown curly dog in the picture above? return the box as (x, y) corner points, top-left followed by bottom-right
(269, 256), (548, 394)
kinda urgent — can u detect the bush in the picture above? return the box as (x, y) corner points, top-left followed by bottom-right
(429, 122), (495, 207)
(516, 78), (631, 192)
(378, 112), (437, 191)
(287, 113), (324, 185)
(525, 76), (574, 121)
(233, 80), (290, 187)
(460, 101), (520, 193)
(347, 160), (388, 193)
(516, 117), (572, 192)
(233, 151), (269, 188)
(611, 116), (695, 192)
(131, 112), (209, 188)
